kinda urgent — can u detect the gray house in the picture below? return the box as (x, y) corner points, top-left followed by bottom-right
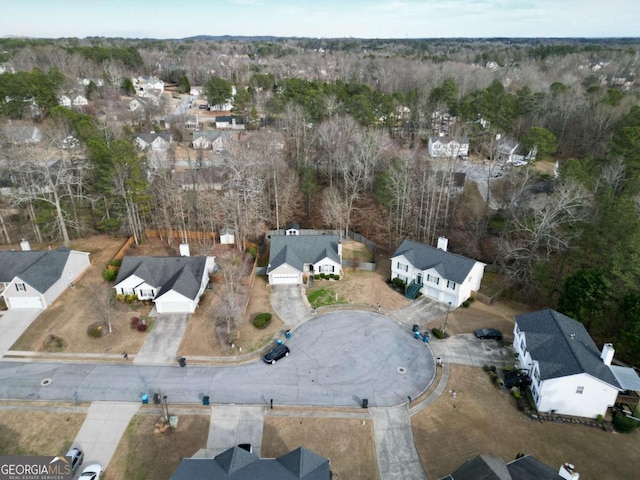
(267, 235), (342, 285)
(439, 454), (572, 479)
(170, 446), (331, 480)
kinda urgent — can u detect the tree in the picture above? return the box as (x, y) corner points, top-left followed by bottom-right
(204, 76), (232, 108)
(557, 269), (608, 330)
(177, 75), (191, 94)
(120, 77), (135, 96)
(522, 126), (558, 160)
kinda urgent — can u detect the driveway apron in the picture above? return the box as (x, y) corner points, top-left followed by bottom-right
(0, 309), (41, 356)
(204, 405), (265, 458)
(134, 313), (190, 364)
(269, 285), (310, 328)
(429, 333), (514, 368)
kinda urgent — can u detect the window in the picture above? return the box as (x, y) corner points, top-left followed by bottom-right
(519, 339), (526, 353)
(576, 386), (584, 395)
(533, 368), (540, 384)
(427, 275), (440, 285)
(446, 280), (456, 290)
(320, 265), (334, 273)
(15, 283), (26, 291)
(139, 289), (154, 298)
(396, 262), (408, 272)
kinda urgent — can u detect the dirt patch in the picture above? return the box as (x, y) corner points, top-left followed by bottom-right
(412, 364), (640, 479)
(107, 413), (209, 480)
(341, 240), (375, 263)
(262, 416), (379, 480)
(0, 409), (85, 456)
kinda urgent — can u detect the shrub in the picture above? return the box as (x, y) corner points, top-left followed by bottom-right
(130, 317), (141, 330)
(87, 324), (103, 338)
(102, 269), (117, 282)
(493, 376), (504, 387)
(482, 365), (491, 372)
(116, 293), (126, 302)
(392, 277), (406, 289)
(467, 296), (475, 303)
(43, 334), (67, 352)
(248, 247), (258, 257)
(462, 300), (470, 308)
(512, 390), (521, 400)
(109, 259), (122, 267)
(124, 294), (138, 304)
(136, 323), (147, 332)
(431, 328), (446, 339)
(597, 414), (604, 424)
(613, 411), (640, 433)
(314, 274), (321, 280)
(253, 312), (272, 329)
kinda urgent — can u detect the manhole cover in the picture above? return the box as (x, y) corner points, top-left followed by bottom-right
(41, 378), (52, 386)
(397, 367), (406, 374)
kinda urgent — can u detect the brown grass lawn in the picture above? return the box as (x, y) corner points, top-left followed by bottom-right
(0, 409), (85, 456)
(413, 364), (640, 479)
(262, 416), (379, 480)
(106, 414), (209, 480)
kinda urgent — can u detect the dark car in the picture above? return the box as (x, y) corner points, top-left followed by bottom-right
(65, 447), (84, 475)
(198, 104), (209, 110)
(503, 369), (532, 389)
(263, 344), (290, 364)
(474, 328), (503, 341)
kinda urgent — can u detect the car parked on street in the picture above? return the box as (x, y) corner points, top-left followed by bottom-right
(263, 344), (290, 364)
(78, 463), (103, 480)
(474, 328), (503, 341)
(65, 447), (84, 475)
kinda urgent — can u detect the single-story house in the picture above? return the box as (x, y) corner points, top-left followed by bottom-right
(192, 131), (232, 151)
(171, 446), (330, 480)
(390, 237), (485, 307)
(428, 134), (469, 158)
(514, 309), (624, 418)
(113, 255), (215, 313)
(215, 116), (245, 130)
(134, 132), (171, 151)
(440, 454), (575, 479)
(267, 234), (342, 285)
(0, 247), (90, 309)
(72, 95), (88, 106)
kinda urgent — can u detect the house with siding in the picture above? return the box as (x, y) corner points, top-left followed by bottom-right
(428, 134), (469, 158)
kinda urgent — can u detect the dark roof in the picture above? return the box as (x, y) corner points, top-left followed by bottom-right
(0, 247), (72, 293)
(391, 239), (481, 284)
(515, 309), (620, 387)
(114, 256), (207, 300)
(170, 446), (330, 480)
(268, 235), (340, 272)
(440, 454), (562, 480)
(215, 116), (244, 124)
(285, 223), (300, 230)
(193, 131), (231, 141)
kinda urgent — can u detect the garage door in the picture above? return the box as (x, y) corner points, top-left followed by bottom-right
(7, 297), (44, 309)
(156, 302), (191, 313)
(270, 274), (299, 285)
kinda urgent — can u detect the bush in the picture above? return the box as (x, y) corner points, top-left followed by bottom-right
(512, 390), (521, 400)
(314, 274), (321, 280)
(613, 411), (640, 433)
(124, 294), (138, 304)
(597, 414), (604, 424)
(87, 324), (103, 338)
(109, 259), (122, 267)
(131, 317), (141, 330)
(248, 247), (258, 257)
(43, 334), (66, 352)
(392, 277), (407, 289)
(462, 300), (470, 308)
(116, 293), (126, 302)
(431, 328), (447, 339)
(102, 269), (117, 282)
(493, 376), (504, 387)
(253, 312), (272, 329)
(136, 323), (147, 332)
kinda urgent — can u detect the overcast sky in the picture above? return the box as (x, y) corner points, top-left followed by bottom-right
(1, 0), (638, 39)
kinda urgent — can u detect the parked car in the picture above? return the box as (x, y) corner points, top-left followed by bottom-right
(65, 447), (84, 475)
(198, 104), (209, 110)
(78, 463), (103, 480)
(474, 328), (503, 341)
(263, 344), (290, 364)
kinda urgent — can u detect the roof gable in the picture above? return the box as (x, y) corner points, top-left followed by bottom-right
(0, 248), (71, 293)
(276, 447), (330, 479)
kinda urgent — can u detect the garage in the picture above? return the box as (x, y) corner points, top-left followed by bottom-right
(6, 296), (44, 309)
(156, 301), (193, 314)
(270, 274), (300, 285)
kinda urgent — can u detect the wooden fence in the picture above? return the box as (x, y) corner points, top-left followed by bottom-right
(471, 289), (503, 306)
(111, 236), (135, 263)
(146, 229), (217, 243)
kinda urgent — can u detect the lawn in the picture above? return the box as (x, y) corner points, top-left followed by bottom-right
(306, 287), (346, 308)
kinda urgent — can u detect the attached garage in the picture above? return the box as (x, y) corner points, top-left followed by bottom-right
(270, 274), (300, 285)
(156, 301), (193, 314)
(6, 296), (44, 309)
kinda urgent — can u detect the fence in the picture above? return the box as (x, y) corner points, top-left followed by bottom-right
(342, 260), (376, 271)
(111, 236), (135, 263)
(146, 229), (217, 243)
(346, 231), (377, 256)
(471, 289), (503, 306)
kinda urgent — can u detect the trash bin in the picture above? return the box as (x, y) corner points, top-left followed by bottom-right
(203, 396), (210, 406)
(414, 330), (421, 339)
(285, 330), (291, 339)
(277, 338), (283, 345)
(422, 333), (429, 343)
(141, 394), (148, 405)
(153, 393), (161, 404)
(412, 324), (419, 332)
(362, 398), (368, 409)
(179, 357), (186, 367)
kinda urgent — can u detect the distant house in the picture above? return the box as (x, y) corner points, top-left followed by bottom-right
(1, 125), (42, 145)
(390, 237), (485, 307)
(192, 131), (232, 151)
(129, 96), (159, 112)
(267, 234), (342, 285)
(215, 116), (245, 130)
(170, 446), (331, 480)
(513, 309), (631, 418)
(497, 139), (519, 163)
(58, 95), (72, 107)
(439, 454), (576, 480)
(164, 114), (199, 131)
(113, 256), (215, 314)
(134, 75), (164, 94)
(428, 134), (469, 158)
(134, 132), (171, 151)
(0, 247), (90, 309)
(72, 95), (88, 107)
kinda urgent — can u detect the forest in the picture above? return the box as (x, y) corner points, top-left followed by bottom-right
(0, 36), (639, 362)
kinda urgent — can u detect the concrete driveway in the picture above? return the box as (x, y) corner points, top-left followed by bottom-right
(429, 333), (515, 368)
(133, 313), (190, 365)
(0, 311), (436, 408)
(0, 309), (42, 356)
(269, 285), (310, 328)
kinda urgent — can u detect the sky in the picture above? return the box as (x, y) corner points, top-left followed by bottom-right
(1, 0), (639, 39)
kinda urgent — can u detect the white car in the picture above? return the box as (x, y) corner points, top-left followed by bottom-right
(79, 463), (103, 480)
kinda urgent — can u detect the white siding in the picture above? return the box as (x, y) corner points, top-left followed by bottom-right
(268, 264), (302, 285)
(155, 290), (194, 313)
(537, 374), (619, 418)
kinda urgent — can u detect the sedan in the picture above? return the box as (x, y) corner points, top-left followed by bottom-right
(263, 344), (290, 364)
(474, 328), (503, 341)
(79, 464), (103, 480)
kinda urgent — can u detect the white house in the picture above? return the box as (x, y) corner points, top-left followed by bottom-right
(390, 237), (485, 307)
(267, 234), (342, 285)
(129, 96), (159, 112)
(58, 95), (72, 107)
(497, 139), (519, 163)
(113, 256), (215, 314)
(72, 95), (88, 107)
(134, 75), (164, 94)
(513, 309), (623, 419)
(192, 131), (231, 151)
(0, 246), (90, 309)
(428, 134), (469, 158)
(215, 116), (245, 130)
(134, 132), (171, 151)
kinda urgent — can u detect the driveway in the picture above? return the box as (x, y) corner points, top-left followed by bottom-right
(269, 285), (309, 328)
(133, 313), (190, 364)
(388, 297), (449, 328)
(429, 333), (515, 368)
(0, 312), (436, 408)
(203, 405), (265, 458)
(0, 309), (42, 356)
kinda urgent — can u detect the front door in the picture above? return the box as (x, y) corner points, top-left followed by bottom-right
(416, 273), (423, 285)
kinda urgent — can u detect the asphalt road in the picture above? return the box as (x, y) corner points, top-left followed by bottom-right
(0, 312), (436, 408)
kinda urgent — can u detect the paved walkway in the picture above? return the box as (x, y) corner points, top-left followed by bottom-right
(0, 309), (42, 356)
(134, 313), (190, 364)
(72, 402), (140, 469)
(202, 405), (266, 458)
(269, 285), (310, 328)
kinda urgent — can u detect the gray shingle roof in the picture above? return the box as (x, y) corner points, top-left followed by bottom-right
(135, 132), (170, 145)
(440, 454), (562, 480)
(515, 309), (621, 387)
(391, 239), (480, 284)
(170, 446), (330, 480)
(193, 131), (231, 141)
(115, 256), (207, 300)
(268, 235), (340, 272)
(0, 248), (71, 293)
(506, 455), (563, 479)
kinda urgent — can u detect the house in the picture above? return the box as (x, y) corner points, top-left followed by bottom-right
(513, 309), (624, 418)
(1, 125), (42, 145)
(220, 227), (235, 245)
(58, 95), (72, 107)
(390, 237), (485, 307)
(428, 134), (469, 158)
(215, 116), (245, 130)
(72, 95), (88, 107)
(0, 246), (90, 309)
(497, 139), (519, 163)
(267, 234), (342, 285)
(134, 132), (171, 151)
(192, 131), (232, 151)
(113, 256), (215, 313)
(440, 454), (576, 480)
(170, 446), (330, 480)
(129, 97), (159, 112)
(134, 75), (164, 94)
(164, 114), (199, 131)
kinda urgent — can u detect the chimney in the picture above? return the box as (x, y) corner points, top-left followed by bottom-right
(179, 244), (190, 257)
(20, 239), (31, 251)
(600, 343), (614, 366)
(437, 236), (448, 252)
(337, 242), (343, 260)
(558, 463), (579, 480)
